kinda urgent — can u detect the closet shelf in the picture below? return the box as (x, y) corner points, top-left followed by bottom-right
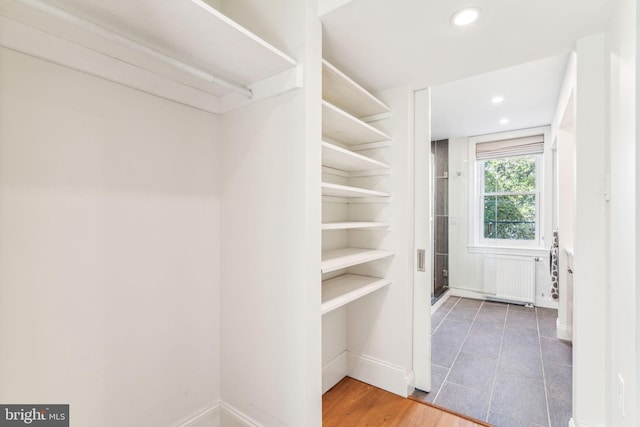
(322, 101), (391, 146)
(321, 248), (394, 273)
(322, 183), (390, 198)
(0, 0), (300, 114)
(322, 59), (390, 118)
(322, 221), (389, 230)
(322, 141), (389, 172)
(321, 274), (391, 315)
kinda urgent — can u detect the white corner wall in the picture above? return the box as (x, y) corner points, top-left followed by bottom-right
(345, 86), (415, 397)
(0, 48), (222, 426)
(573, 33), (608, 427)
(550, 53), (576, 341)
(219, 0), (323, 425)
(448, 137), (483, 293)
(606, 0), (637, 424)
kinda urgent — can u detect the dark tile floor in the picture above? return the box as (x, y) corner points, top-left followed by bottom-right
(412, 297), (572, 427)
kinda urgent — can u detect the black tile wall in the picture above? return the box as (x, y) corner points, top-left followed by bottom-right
(432, 139), (449, 300)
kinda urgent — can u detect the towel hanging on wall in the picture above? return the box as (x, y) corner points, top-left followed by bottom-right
(550, 229), (559, 300)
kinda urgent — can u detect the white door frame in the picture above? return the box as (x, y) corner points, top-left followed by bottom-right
(412, 88), (432, 391)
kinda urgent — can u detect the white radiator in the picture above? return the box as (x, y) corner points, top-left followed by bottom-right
(483, 255), (536, 304)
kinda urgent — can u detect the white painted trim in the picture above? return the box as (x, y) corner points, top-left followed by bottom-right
(404, 371), (416, 396)
(322, 351), (348, 394)
(557, 318), (573, 341)
(220, 402), (263, 427)
(449, 287), (487, 301)
(351, 141), (393, 151)
(451, 286), (558, 309)
(467, 245), (549, 257)
(322, 166), (350, 177)
(218, 66), (303, 113)
(174, 401), (266, 427)
(360, 112), (392, 123)
(349, 169), (392, 178)
(0, 12), (300, 115)
(347, 352), (411, 397)
(535, 297), (559, 310)
(550, 52), (577, 141)
(412, 88), (431, 393)
(175, 402), (221, 427)
(570, 419), (598, 427)
(467, 126), (551, 250)
(173, 401), (266, 427)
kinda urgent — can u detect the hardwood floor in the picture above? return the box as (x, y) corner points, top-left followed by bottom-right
(323, 377), (493, 426)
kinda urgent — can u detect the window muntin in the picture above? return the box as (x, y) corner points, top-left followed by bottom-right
(479, 155), (540, 243)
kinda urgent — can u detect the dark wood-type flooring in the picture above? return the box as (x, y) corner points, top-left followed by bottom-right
(323, 377), (493, 426)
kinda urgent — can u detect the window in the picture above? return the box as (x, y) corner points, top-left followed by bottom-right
(472, 134), (543, 247)
(481, 156), (538, 240)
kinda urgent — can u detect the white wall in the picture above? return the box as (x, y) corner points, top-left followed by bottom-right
(550, 53), (576, 341)
(345, 86), (415, 396)
(448, 129), (556, 308)
(448, 137), (483, 293)
(606, 0), (637, 424)
(0, 48), (221, 426)
(573, 33), (608, 427)
(219, 0), (323, 425)
(572, 6), (638, 423)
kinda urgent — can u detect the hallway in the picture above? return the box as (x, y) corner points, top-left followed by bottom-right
(412, 297), (572, 427)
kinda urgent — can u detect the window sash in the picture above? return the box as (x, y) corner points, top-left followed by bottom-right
(478, 155), (541, 244)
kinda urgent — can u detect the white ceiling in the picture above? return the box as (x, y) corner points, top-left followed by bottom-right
(430, 53), (569, 140)
(320, 0), (612, 140)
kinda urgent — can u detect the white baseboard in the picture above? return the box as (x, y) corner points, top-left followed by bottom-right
(570, 419), (599, 427)
(449, 287), (487, 301)
(535, 297), (559, 309)
(557, 319), (573, 341)
(322, 351), (348, 394)
(176, 402), (220, 427)
(220, 402), (262, 427)
(347, 352), (412, 397)
(451, 287), (560, 310)
(173, 400), (263, 427)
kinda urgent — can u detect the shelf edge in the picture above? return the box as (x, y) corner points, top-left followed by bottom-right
(321, 275), (392, 315)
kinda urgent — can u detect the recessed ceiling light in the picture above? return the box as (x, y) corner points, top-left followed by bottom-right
(492, 96), (504, 104)
(499, 118), (509, 125)
(451, 7), (481, 26)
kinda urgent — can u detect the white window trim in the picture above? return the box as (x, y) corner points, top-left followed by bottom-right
(477, 154), (542, 247)
(468, 126), (550, 252)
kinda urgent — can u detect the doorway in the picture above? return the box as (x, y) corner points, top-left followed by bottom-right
(412, 52), (575, 426)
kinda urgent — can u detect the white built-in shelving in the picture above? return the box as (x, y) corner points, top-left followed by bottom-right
(322, 141), (389, 172)
(321, 274), (392, 315)
(322, 59), (391, 118)
(321, 248), (394, 274)
(321, 222), (389, 230)
(0, 0), (300, 114)
(320, 60), (393, 321)
(321, 183), (390, 198)
(322, 101), (391, 146)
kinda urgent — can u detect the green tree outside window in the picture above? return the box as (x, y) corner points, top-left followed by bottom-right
(482, 156), (537, 240)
